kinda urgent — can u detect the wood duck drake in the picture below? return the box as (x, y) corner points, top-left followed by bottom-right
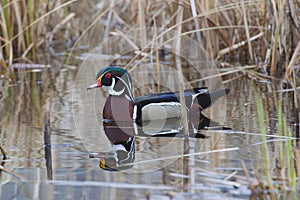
(87, 66), (229, 124)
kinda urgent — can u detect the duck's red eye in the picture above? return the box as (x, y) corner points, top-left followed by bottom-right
(105, 73), (111, 79)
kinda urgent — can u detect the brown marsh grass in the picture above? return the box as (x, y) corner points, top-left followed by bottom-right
(0, 0), (77, 64)
(1, 0), (299, 78)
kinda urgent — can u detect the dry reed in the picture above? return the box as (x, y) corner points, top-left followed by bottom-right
(1, 0), (298, 80)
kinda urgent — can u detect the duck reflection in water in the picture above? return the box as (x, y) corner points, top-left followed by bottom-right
(89, 113), (228, 171)
(89, 121), (135, 171)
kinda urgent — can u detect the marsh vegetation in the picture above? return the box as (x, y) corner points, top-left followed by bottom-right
(0, 0), (299, 199)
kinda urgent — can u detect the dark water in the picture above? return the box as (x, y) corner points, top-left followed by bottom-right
(0, 57), (298, 199)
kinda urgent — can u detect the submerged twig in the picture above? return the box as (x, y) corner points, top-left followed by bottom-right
(0, 144), (7, 161)
(0, 144), (7, 176)
(43, 111), (53, 180)
(0, 165), (25, 181)
(44, 111), (51, 145)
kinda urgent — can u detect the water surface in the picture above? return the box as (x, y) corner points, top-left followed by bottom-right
(0, 57), (297, 199)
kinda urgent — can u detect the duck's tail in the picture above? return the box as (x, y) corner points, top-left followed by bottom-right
(195, 88), (230, 110)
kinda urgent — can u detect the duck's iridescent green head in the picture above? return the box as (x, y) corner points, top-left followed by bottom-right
(87, 66), (133, 101)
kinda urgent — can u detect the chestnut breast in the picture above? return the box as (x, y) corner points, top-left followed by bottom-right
(103, 96), (133, 122)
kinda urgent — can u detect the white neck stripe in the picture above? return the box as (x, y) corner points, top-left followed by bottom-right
(106, 78), (126, 96)
(115, 76), (133, 100)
